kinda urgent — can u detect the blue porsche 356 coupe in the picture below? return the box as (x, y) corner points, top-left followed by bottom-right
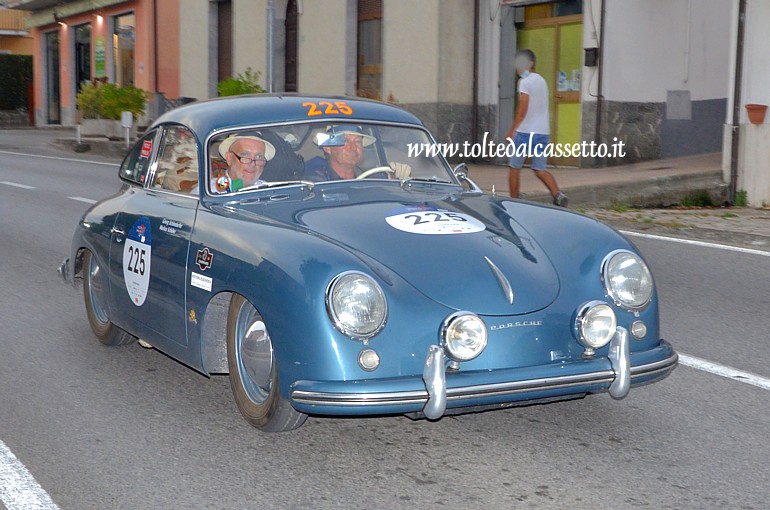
(60, 95), (677, 431)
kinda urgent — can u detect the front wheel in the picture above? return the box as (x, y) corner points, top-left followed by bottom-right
(226, 294), (307, 432)
(82, 249), (136, 346)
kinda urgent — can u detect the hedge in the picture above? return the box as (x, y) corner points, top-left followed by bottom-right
(0, 55), (32, 110)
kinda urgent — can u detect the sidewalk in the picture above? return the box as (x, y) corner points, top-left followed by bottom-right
(466, 152), (726, 208)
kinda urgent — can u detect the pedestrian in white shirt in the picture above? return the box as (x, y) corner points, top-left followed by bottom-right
(505, 49), (568, 207)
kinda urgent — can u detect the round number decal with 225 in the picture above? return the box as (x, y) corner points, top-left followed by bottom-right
(385, 206), (486, 235)
(123, 216), (152, 306)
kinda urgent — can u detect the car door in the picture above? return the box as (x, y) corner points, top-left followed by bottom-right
(108, 125), (200, 351)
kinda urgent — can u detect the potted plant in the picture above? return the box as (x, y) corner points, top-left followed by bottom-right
(76, 82), (148, 138)
(745, 103), (768, 125)
(217, 68), (266, 96)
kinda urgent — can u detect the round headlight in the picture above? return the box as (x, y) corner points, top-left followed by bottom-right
(441, 312), (488, 362)
(326, 272), (387, 339)
(575, 301), (617, 349)
(602, 250), (654, 310)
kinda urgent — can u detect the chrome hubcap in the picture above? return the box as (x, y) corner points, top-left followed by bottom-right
(235, 302), (274, 405)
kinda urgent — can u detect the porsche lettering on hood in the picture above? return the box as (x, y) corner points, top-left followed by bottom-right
(287, 199), (560, 316)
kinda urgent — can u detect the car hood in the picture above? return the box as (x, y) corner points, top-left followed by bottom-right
(237, 190), (560, 316)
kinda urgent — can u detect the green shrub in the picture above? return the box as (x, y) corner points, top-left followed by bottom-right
(75, 82), (102, 119)
(734, 190), (748, 207)
(680, 190), (713, 208)
(76, 82), (148, 120)
(217, 68), (266, 96)
(100, 83), (148, 120)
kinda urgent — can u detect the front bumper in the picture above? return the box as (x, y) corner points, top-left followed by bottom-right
(290, 329), (677, 418)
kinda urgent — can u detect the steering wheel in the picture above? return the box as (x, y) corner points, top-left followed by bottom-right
(356, 166), (395, 180)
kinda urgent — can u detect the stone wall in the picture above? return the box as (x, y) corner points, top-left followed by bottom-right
(398, 102), (497, 162)
(582, 100), (663, 167)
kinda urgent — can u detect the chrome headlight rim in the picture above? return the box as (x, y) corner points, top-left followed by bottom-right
(325, 271), (388, 340)
(574, 300), (617, 349)
(601, 249), (654, 311)
(440, 311), (488, 362)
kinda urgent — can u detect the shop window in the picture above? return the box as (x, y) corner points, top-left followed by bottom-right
(357, 0), (382, 100)
(74, 24), (91, 93)
(112, 12), (135, 86)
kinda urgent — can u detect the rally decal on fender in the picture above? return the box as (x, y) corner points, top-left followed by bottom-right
(196, 247), (214, 271)
(385, 206), (486, 235)
(123, 216), (152, 306)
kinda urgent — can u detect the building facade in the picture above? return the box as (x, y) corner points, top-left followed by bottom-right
(174, 0), (732, 166)
(10, 0), (180, 126)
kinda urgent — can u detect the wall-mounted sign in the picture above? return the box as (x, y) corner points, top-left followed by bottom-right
(94, 35), (105, 78)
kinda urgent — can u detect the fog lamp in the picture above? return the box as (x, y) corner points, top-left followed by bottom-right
(441, 312), (488, 362)
(575, 301), (617, 351)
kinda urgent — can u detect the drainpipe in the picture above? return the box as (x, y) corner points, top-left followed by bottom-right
(267, 0), (275, 93)
(592, 0), (606, 167)
(728, 0), (747, 205)
(471, 0), (479, 154)
(153, 0), (158, 93)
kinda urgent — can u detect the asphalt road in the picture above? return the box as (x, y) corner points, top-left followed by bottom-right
(1, 149), (769, 509)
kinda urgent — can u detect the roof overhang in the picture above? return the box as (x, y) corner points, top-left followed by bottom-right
(7, 0), (130, 29)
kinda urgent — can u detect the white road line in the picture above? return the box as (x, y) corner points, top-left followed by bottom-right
(620, 230), (770, 257)
(0, 181), (35, 190)
(0, 440), (59, 510)
(68, 196), (97, 204)
(0, 149), (119, 167)
(679, 354), (770, 391)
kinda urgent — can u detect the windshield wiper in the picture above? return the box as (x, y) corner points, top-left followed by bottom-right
(237, 180), (315, 193)
(401, 176), (455, 187)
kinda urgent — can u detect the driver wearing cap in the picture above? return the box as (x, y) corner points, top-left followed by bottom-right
(305, 125), (411, 182)
(211, 134), (276, 193)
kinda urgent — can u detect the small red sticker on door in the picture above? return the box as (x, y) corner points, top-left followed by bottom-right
(140, 140), (153, 158)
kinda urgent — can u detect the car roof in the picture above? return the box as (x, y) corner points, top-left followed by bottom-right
(149, 94), (424, 140)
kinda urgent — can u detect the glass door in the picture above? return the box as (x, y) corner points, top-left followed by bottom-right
(45, 30), (60, 124)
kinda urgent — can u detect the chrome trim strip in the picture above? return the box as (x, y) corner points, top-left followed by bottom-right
(484, 256), (514, 305)
(291, 351), (678, 407)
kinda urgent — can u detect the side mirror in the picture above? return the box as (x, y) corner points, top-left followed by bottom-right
(452, 163), (481, 193)
(452, 162), (469, 178)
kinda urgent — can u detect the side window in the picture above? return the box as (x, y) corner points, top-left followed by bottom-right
(152, 126), (199, 194)
(120, 131), (157, 186)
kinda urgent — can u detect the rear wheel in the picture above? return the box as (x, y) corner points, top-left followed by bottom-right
(227, 294), (307, 432)
(82, 250), (135, 346)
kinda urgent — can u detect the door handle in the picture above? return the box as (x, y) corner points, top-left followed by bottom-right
(111, 227), (126, 243)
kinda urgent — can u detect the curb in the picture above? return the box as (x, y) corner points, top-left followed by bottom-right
(508, 171), (727, 209)
(54, 137), (131, 160)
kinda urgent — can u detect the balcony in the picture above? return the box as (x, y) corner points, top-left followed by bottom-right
(0, 8), (29, 32)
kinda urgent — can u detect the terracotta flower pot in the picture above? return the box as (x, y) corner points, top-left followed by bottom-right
(746, 104), (768, 125)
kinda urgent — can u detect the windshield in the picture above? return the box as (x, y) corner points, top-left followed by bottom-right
(206, 122), (455, 194)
